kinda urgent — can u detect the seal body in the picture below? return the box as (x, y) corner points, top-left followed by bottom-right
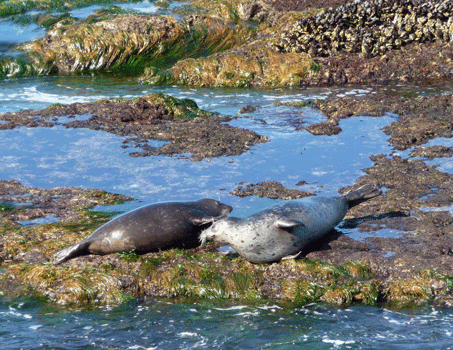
(200, 185), (381, 263)
(54, 198), (233, 265)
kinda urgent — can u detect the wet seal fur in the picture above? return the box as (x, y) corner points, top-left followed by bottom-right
(54, 199), (233, 265)
(200, 185), (382, 263)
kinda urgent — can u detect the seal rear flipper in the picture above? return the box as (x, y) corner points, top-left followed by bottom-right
(274, 218), (305, 229)
(53, 241), (90, 265)
(343, 184), (382, 208)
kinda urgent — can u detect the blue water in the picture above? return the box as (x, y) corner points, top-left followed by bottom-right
(0, 76), (394, 217)
(3, 299), (453, 350)
(2, 2), (453, 349)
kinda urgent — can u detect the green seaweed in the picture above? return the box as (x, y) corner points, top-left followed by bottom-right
(0, 0), (142, 17)
(0, 202), (15, 212)
(273, 100), (316, 108)
(117, 250), (140, 262)
(0, 56), (44, 79)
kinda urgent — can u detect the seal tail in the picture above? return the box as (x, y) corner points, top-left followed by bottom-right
(342, 184), (382, 208)
(53, 241), (90, 265)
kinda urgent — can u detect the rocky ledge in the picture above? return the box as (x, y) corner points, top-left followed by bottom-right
(0, 93), (267, 161)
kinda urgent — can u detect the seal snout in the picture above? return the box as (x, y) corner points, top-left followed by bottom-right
(221, 204), (233, 216)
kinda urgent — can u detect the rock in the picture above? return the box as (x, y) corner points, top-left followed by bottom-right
(276, 0), (453, 57)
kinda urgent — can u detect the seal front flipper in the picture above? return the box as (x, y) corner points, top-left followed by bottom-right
(53, 241), (90, 265)
(281, 251), (303, 261)
(274, 218), (305, 229)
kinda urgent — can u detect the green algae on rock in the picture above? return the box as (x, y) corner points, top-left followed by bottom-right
(18, 11), (254, 76)
(0, 56), (50, 79)
(0, 0), (141, 17)
(143, 43), (317, 87)
(0, 93), (267, 160)
(3, 243), (453, 308)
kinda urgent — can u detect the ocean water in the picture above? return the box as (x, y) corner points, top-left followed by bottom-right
(3, 2), (453, 349)
(3, 298), (453, 350)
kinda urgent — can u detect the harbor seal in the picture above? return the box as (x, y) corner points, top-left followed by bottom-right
(54, 198), (233, 265)
(200, 184), (381, 263)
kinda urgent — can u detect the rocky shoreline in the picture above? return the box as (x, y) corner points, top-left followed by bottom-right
(1, 0), (453, 86)
(1, 90), (453, 307)
(1, 0), (453, 308)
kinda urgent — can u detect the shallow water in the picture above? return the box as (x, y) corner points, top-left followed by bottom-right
(0, 76), (395, 217)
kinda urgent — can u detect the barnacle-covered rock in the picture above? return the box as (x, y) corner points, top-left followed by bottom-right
(276, 0), (453, 57)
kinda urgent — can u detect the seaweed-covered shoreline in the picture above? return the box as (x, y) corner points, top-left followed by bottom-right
(2, 0), (453, 308)
(1, 0), (453, 87)
(2, 91), (453, 307)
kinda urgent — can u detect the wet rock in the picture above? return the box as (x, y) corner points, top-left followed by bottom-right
(230, 181), (314, 199)
(0, 179), (131, 223)
(238, 105), (257, 114)
(0, 93), (268, 161)
(20, 249), (49, 264)
(301, 119), (342, 135)
(313, 92), (453, 149)
(358, 154), (453, 212)
(410, 146), (453, 160)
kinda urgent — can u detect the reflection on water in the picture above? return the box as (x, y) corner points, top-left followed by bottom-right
(0, 77), (394, 217)
(17, 215), (60, 227)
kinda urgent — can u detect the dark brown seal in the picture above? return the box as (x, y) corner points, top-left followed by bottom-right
(54, 198), (233, 265)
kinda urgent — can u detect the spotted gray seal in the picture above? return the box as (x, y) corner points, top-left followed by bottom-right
(200, 184), (381, 263)
(54, 198), (233, 265)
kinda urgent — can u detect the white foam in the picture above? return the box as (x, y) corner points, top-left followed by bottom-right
(213, 305), (248, 311)
(178, 332), (198, 337)
(322, 338), (355, 348)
